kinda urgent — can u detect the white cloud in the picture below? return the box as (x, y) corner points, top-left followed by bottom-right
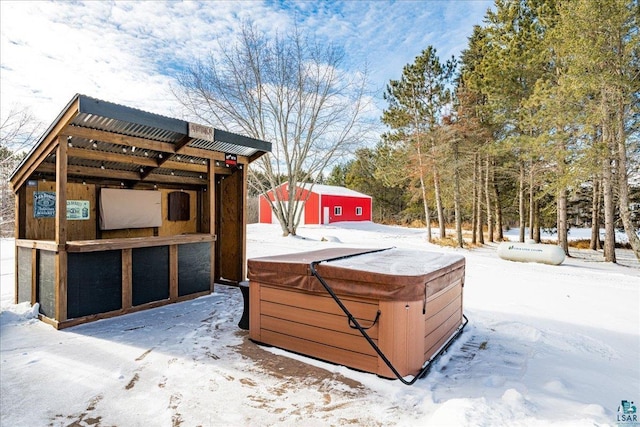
(0, 0), (492, 129)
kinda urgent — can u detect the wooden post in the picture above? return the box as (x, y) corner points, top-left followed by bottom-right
(55, 137), (68, 323)
(169, 244), (178, 300)
(208, 159), (216, 292)
(31, 249), (37, 306)
(14, 189), (20, 305)
(14, 186), (28, 304)
(122, 248), (132, 310)
(241, 165), (247, 281)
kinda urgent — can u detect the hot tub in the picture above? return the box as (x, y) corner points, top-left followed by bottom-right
(247, 247), (465, 380)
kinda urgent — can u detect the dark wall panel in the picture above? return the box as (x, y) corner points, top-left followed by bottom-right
(38, 251), (55, 318)
(132, 246), (169, 306)
(178, 242), (211, 296)
(67, 251), (122, 319)
(17, 247), (32, 304)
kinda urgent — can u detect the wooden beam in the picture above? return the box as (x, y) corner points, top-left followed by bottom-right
(68, 147), (158, 167)
(66, 164), (139, 181)
(147, 173), (206, 186)
(62, 126), (176, 154)
(65, 234), (216, 253)
(55, 137), (68, 323)
(15, 239), (60, 251)
(11, 99), (80, 191)
(173, 134), (194, 153)
(161, 160), (207, 173)
(68, 147), (207, 175)
(37, 163), (208, 186)
(61, 125), (241, 162)
(249, 151), (268, 163)
(139, 134), (194, 180)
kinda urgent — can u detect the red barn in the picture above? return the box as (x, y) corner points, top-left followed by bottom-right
(258, 183), (372, 225)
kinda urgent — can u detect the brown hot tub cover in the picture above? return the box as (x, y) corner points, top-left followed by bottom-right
(247, 247), (465, 301)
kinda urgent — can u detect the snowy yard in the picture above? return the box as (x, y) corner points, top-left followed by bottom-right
(1, 222), (638, 426)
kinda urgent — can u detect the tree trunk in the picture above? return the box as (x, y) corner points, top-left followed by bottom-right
(519, 162), (526, 243)
(471, 153), (478, 245)
(556, 134), (569, 254)
(485, 155), (493, 242)
(533, 199), (540, 242)
(616, 100), (640, 260)
(453, 138), (463, 248)
(417, 144), (432, 242)
(590, 175), (601, 250)
(433, 166), (446, 239)
(529, 165), (534, 241)
(476, 158), (484, 244)
(602, 145), (617, 263)
(420, 173), (432, 242)
(557, 188), (569, 255)
(492, 158), (504, 241)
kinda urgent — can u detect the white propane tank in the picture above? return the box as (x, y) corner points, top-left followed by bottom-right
(497, 241), (566, 265)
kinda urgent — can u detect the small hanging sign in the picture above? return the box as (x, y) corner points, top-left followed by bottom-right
(225, 153), (237, 168)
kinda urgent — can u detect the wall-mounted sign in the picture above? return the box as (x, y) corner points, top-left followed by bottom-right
(33, 192), (56, 218)
(67, 200), (90, 220)
(33, 193), (91, 220)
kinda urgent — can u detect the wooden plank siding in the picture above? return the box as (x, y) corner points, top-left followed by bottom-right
(249, 275), (464, 380)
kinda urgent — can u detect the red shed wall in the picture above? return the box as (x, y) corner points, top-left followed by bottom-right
(321, 195), (371, 223)
(304, 192), (321, 224)
(259, 184), (371, 225)
(258, 195), (272, 223)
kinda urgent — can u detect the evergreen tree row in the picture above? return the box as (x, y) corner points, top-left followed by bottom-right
(328, 0), (639, 260)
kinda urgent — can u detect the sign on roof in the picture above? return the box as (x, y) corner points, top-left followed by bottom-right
(188, 122), (214, 142)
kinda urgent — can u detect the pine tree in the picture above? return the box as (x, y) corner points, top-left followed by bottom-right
(381, 46), (456, 241)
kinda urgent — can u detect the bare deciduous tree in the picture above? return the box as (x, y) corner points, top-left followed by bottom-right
(1, 106), (42, 236)
(173, 22), (373, 236)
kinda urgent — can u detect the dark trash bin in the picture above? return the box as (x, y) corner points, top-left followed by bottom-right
(238, 281), (250, 330)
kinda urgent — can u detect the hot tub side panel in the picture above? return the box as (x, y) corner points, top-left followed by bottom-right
(376, 298), (427, 378)
(423, 263), (465, 362)
(249, 282), (383, 375)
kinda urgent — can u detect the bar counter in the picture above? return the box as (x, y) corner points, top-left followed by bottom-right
(16, 234), (216, 329)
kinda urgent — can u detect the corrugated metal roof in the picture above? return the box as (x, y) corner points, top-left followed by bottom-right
(73, 111), (183, 144)
(73, 95), (271, 156)
(10, 94), (271, 188)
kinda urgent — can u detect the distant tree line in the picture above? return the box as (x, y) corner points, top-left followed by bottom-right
(327, 0), (639, 261)
(2, 0), (637, 263)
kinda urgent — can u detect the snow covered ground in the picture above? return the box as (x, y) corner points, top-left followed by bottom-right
(1, 222), (638, 426)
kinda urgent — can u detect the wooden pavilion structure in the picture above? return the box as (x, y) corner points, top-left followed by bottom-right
(9, 94), (271, 329)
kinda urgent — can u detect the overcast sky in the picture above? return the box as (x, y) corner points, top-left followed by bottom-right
(0, 0), (493, 131)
